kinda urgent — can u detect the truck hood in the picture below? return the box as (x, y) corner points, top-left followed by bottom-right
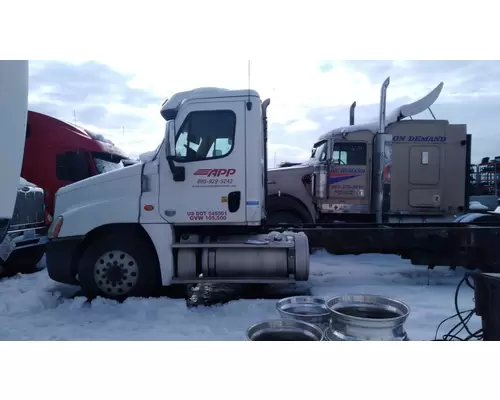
(268, 157), (315, 173)
(54, 162), (143, 218)
(57, 162), (143, 197)
(139, 150), (156, 162)
(267, 162), (314, 187)
(268, 158), (314, 176)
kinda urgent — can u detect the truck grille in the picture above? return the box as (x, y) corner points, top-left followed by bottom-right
(9, 184), (46, 230)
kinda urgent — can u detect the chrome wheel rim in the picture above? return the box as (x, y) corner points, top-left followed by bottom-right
(93, 250), (139, 296)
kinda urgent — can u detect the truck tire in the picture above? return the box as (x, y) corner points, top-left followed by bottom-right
(3, 245), (45, 274)
(77, 232), (161, 301)
(266, 195), (313, 227)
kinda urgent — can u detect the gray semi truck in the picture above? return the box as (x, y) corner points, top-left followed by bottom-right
(267, 79), (467, 226)
(266, 77), (500, 272)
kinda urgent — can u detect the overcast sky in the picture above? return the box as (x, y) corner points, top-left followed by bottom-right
(28, 60), (500, 165)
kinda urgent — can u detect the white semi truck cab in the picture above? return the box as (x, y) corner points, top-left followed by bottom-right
(46, 88), (310, 300)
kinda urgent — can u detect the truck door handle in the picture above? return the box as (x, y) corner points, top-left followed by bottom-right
(227, 191), (241, 213)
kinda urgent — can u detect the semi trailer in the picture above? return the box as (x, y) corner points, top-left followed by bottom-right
(45, 79), (500, 301)
(0, 61), (48, 274)
(0, 60), (30, 245)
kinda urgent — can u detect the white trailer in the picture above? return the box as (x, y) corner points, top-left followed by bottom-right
(46, 88), (310, 300)
(0, 61), (48, 274)
(0, 61), (29, 249)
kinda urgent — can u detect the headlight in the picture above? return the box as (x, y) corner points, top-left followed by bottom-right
(48, 216), (63, 239)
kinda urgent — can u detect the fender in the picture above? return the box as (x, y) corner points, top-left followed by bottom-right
(267, 193), (314, 224)
(141, 223), (174, 286)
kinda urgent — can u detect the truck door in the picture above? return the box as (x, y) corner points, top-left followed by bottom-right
(329, 141), (369, 205)
(159, 100), (247, 225)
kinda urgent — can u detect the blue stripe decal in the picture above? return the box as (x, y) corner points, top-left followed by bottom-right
(246, 200), (260, 206)
(328, 174), (362, 184)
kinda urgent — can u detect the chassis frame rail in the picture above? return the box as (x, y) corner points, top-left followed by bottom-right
(270, 221), (500, 272)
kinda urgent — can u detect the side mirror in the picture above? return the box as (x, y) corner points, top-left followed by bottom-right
(165, 120), (185, 182)
(166, 120), (176, 157)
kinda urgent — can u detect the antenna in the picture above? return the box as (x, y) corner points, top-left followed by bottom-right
(73, 110), (77, 125)
(246, 60), (253, 111)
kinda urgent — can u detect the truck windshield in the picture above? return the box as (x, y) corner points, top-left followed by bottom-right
(92, 152), (125, 174)
(311, 141), (327, 161)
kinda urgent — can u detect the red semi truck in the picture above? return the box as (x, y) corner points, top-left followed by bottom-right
(22, 111), (130, 220)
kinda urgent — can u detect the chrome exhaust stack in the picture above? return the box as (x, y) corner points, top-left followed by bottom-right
(349, 101), (356, 126)
(375, 77), (390, 224)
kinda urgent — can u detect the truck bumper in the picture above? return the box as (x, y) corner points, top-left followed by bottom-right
(46, 236), (83, 285)
(1, 226), (48, 262)
(9, 226), (48, 248)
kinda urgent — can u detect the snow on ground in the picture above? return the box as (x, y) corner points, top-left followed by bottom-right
(469, 200), (489, 211)
(0, 252), (480, 340)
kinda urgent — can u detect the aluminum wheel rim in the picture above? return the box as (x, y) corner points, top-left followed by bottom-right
(93, 250), (139, 296)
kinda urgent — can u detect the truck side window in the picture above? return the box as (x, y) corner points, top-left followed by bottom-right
(174, 110), (236, 162)
(56, 151), (92, 182)
(332, 143), (367, 165)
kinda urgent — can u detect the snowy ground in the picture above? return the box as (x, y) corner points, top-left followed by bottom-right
(0, 252), (480, 340)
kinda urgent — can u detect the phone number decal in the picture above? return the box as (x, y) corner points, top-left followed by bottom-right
(331, 184), (364, 190)
(196, 178), (235, 185)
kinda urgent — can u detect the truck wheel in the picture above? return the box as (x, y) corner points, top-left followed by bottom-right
(3, 246), (45, 274)
(77, 232), (161, 301)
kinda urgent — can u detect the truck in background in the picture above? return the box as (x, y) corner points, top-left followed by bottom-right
(1, 178), (48, 274)
(468, 156), (500, 211)
(4, 103), (133, 274)
(22, 111), (130, 219)
(266, 80), (469, 226)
